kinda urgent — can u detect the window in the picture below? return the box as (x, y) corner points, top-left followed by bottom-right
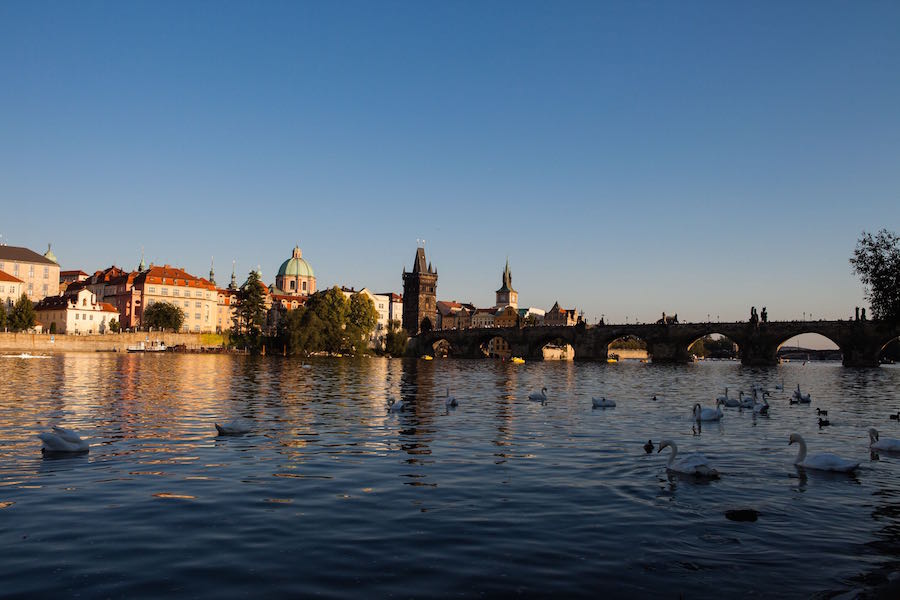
(195, 301), (201, 308)
(0, 286), (4, 293)
(14, 264), (19, 275)
(161, 288), (168, 296)
(43, 284), (48, 295)
(90, 315), (94, 321)
(173, 289), (180, 296)
(184, 301), (189, 307)
(29, 265), (34, 277)
(75, 314), (79, 320)
(28, 283), (33, 293)
(44, 266), (49, 278)
(194, 313), (200, 320)
(149, 287), (156, 294)
(302, 281), (307, 291)
(290, 280), (296, 290)
(195, 291), (202, 298)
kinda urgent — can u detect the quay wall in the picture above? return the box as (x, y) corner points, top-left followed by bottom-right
(0, 332), (212, 353)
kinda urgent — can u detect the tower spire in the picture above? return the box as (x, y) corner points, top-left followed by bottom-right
(138, 247), (146, 271)
(209, 256), (216, 285)
(229, 260), (237, 290)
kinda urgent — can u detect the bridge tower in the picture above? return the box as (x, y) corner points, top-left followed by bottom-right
(402, 246), (438, 335)
(495, 258), (518, 309)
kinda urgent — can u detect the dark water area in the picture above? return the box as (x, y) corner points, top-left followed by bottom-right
(2, 354), (900, 598)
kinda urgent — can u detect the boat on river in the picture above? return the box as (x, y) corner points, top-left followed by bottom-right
(127, 341), (167, 353)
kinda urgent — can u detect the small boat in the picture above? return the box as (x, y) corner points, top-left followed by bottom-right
(422, 355), (433, 361)
(511, 357), (525, 364)
(127, 341), (167, 353)
(607, 353), (619, 364)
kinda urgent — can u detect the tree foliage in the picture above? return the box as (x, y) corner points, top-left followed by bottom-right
(0, 301), (6, 330)
(108, 318), (120, 333)
(850, 229), (900, 322)
(8, 293), (36, 332)
(689, 335), (737, 358)
(279, 287), (379, 356)
(346, 292), (378, 353)
(384, 320), (409, 357)
(235, 270), (267, 336)
(143, 301), (185, 332)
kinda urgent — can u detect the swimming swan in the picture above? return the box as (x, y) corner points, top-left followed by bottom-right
(444, 388), (458, 408)
(592, 397), (616, 408)
(657, 440), (719, 477)
(788, 433), (859, 472)
(693, 400), (724, 422)
(738, 391), (756, 409)
(869, 428), (900, 452)
(528, 388), (548, 404)
(387, 397), (405, 413)
(38, 425), (90, 453)
(215, 419), (252, 435)
(792, 385), (811, 403)
(717, 388), (739, 407)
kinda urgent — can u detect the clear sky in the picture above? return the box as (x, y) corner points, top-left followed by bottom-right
(2, 1), (899, 327)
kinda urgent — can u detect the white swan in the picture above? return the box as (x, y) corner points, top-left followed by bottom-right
(693, 400), (724, 421)
(657, 440), (719, 477)
(789, 433), (859, 472)
(528, 388), (548, 404)
(753, 393), (770, 415)
(444, 388), (458, 408)
(738, 391), (756, 409)
(592, 397), (616, 408)
(387, 397), (405, 413)
(717, 387), (738, 407)
(215, 419), (252, 435)
(38, 425), (90, 453)
(869, 428), (900, 452)
(792, 384), (811, 403)
(774, 378), (784, 391)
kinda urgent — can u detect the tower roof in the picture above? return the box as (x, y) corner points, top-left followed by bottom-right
(277, 246), (315, 278)
(496, 258), (516, 293)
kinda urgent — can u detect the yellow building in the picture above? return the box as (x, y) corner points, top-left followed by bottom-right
(0, 270), (24, 309)
(0, 244), (60, 302)
(133, 265), (218, 332)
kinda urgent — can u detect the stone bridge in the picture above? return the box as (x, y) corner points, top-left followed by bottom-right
(411, 320), (900, 367)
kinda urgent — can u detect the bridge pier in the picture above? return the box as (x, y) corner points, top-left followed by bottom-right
(646, 340), (693, 364)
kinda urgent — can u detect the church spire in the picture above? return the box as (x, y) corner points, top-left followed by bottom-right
(209, 256), (216, 285)
(229, 260), (237, 290)
(138, 247), (146, 271)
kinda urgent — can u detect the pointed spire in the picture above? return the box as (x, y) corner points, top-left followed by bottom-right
(138, 247), (146, 271)
(209, 256), (216, 285)
(229, 260), (237, 290)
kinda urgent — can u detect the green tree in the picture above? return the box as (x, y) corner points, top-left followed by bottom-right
(8, 293), (36, 332)
(108, 318), (120, 333)
(306, 287), (350, 352)
(346, 292), (378, 353)
(235, 270), (267, 336)
(851, 229), (900, 322)
(143, 301), (185, 331)
(0, 301), (7, 330)
(384, 320), (409, 357)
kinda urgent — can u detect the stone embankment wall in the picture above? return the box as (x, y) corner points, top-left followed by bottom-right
(0, 332), (211, 353)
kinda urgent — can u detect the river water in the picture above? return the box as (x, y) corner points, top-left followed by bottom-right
(1, 353), (899, 598)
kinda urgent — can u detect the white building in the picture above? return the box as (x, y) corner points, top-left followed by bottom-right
(0, 270), (24, 309)
(341, 287), (391, 348)
(35, 288), (119, 334)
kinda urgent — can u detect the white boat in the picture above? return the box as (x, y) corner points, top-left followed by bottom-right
(127, 341), (167, 353)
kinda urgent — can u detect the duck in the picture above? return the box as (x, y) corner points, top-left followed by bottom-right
(889, 412), (900, 421)
(788, 433), (859, 472)
(651, 395), (659, 402)
(592, 397), (616, 408)
(643, 440), (654, 453)
(444, 388), (458, 408)
(693, 400), (724, 422)
(792, 384), (811, 403)
(387, 397), (405, 413)
(657, 440), (719, 477)
(215, 419), (252, 435)
(528, 388), (548, 404)
(818, 418), (831, 427)
(38, 425), (90, 453)
(816, 408), (828, 417)
(869, 428), (900, 452)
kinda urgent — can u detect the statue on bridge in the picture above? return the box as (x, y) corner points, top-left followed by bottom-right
(750, 306), (759, 326)
(761, 307), (767, 323)
(861, 308), (867, 321)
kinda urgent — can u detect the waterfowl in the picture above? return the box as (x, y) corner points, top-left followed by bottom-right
(657, 440), (719, 477)
(528, 388), (548, 404)
(738, 391), (756, 409)
(693, 400), (724, 422)
(818, 418), (831, 427)
(38, 425), (90, 453)
(387, 397), (405, 413)
(868, 428), (900, 452)
(774, 379), (784, 391)
(792, 385), (811, 403)
(716, 388), (734, 406)
(592, 397), (616, 408)
(215, 419), (252, 435)
(788, 433), (859, 472)
(643, 440), (654, 453)
(889, 412), (900, 421)
(816, 408), (828, 417)
(753, 394), (770, 415)
(444, 388), (458, 408)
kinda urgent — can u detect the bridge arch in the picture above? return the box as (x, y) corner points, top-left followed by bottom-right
(429, 337), (456, 358)
(687, 333), (740, 360)
(605, 334), (649, 361)
(475, 332), (514, 359)
(529, 333), (576, 361)
(878, 335), (900, 364)
(775, 332), (842, 362)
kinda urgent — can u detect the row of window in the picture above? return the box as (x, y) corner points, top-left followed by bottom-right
(0, 263), (52, 279)
(147, 286), (209, 298)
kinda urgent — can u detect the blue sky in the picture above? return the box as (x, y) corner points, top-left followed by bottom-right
(2, 1), (899, 327)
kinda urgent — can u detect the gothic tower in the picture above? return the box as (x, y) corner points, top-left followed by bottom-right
(495, 258), (518, 309)
(402, 246), (438, 334)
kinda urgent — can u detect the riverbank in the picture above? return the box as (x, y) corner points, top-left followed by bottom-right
(0, 331), (222, 353)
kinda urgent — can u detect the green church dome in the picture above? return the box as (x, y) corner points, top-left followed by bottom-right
(277, 246), (315, 278)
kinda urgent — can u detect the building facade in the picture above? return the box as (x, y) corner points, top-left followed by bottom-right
(274, 245), (316, 297)
(132, 265), (218, 332)
(35, 288), (119, 334)
(402, 247), (437, 335)
(0, 245), (60, 302)
(0, 270), (24, 309)
(544, 301), (578, 326)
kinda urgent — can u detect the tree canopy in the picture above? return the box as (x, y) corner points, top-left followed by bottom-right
(384, 320), (409, 357)
(279, 287), (379, 356)
(143, 301), (185, 331)
(235, 270), (267, 336)
(0, 302), (7, 330)
(8, 294), (36, 332)
(850, 229), (900, 322)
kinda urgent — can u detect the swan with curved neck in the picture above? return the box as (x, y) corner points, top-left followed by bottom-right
(657, 439), (719, 477)
(444, 388), (458, 408)
(789, 433), (859, 472)
(528, 388), (548, 404)
(869, 428), (900, 452)
(693, 400), (724, 421)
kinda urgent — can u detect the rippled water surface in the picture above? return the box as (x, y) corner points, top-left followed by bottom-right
(2, 354), (900, 598)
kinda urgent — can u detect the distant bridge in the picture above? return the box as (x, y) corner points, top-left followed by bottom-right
(411, 320), (900, 367)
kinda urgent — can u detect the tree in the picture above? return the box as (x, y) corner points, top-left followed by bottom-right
(108, 318), (120, 333)
(235, 270), (267, 336)
(384, 320), (409, 357)
(0, 302), (6, 330)
(346, 292), (378, 352)
(143, 301), (185, 331)
(305, 287), (350, 352)
(851, 229), (900, 322)
(8, 293), (36, 332)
